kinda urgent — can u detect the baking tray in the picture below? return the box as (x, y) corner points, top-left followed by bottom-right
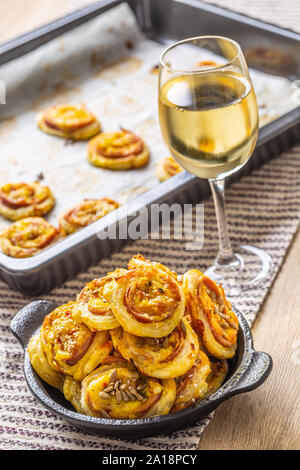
(0, 0), (299, 295)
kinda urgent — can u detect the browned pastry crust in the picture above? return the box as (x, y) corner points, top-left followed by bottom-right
(0, 182), (55, 221)
(59, 198), (119, 236)
(87, 128), (149, 170)
(0, 216), (59, 258)
(38, 104), (101, 140)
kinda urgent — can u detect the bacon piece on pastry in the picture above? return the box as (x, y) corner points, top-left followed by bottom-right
(156, 156), (182, 182)
(40, 302), (112, 381)
(183, 270), (238, 359)
(0, 182), (55, 221)
(110, 317), (199, 379)
(64, 357), (176, 419)
(0, 216), (58, 257)
(38, 104), (101, 140)
(103, 258), (185, 337)
(59, 198), (119, 236)
(87, 128), (149, 170)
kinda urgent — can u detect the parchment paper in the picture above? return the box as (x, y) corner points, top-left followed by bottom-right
(0, 2), (299, 233)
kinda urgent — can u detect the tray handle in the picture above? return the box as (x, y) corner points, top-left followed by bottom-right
(10, 300), (57, 349)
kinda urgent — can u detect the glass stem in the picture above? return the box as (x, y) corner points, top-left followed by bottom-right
(209, 179), (238, 267)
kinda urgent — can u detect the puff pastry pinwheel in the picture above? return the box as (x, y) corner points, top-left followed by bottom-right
(59, 198), (119, 236)
(205, 357), (228, 398)
(183, 270), (239, 359)
(103, 261), (185, 338)
(27, 334), (64, 391)
(38, 104), (101, 140)
(87, 128), (149, 170)
(64, 356), (176, 419)
(127, 253), (179, 280)
(40, 302), (112, 381)
(27, 256), (237, 420)
(73, 270), (126, 331)
(0, 216), (58, 258)
(172, 350), (211, 412)
(156, 156), (182, 182)
(110, 317), (199, 378)
(0, 182), (55, 221)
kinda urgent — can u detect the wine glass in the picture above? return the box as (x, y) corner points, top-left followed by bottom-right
(158, 36), (273, 295)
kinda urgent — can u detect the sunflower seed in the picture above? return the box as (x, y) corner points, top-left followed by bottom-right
(103, 385), (114, 393)
(116, 390), (122, 401)
(121, 390), (129, 401)
(228, 319), (238, 329)
(129, 386), (143, 401)
(99, 391), (111, 399)
(218, 312), (231, 320)
(126, 390), (136, 401)
(120, 383), (127, 391)
(100, 410), (111, 419)
(110, 369), (117, 382)
(114, 379), (122, 390)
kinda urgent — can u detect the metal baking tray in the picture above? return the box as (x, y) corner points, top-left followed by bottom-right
(0, 0), (299, 295)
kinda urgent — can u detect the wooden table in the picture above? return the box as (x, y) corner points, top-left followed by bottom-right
(0, 0), (299, 451)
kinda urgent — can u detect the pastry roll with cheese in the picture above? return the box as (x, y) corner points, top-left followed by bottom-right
(87, 128), (149, 170)
(127, 253), (179, 280)
(40, 302), (112, 381)
(110, 317), (199, 379)
(74, 270), (126, 331)
(38, 104), (101, 140)
(0, 216), (58, 258)
(59, 198), (119, 236)
(28, 334), (64, 391)
(0, 182), (55, 221)
(156, 156), (182, 182)
(205, 357), (228, 397)
(68, 356), (176, 419)
(183, 270), (239, 359)
(103, 259), (185, 337)
(172, 350), (211, 412)
(63, 375), (86, 414)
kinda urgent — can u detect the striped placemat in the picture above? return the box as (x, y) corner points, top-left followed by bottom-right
(0, 144), (300, 450)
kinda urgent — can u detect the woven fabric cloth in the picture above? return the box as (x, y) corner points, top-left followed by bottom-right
(0, 0), (300, 451)
(202, 0), (300, 33)
(1, 144), (300, 449)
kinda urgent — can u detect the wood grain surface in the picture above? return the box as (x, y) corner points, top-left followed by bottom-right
(0, 0), (299, 451)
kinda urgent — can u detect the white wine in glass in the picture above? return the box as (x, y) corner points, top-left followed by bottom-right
(158, 36), (272, 295)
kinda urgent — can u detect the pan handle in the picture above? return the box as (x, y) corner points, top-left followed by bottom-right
(10, 300), (57, 349)
(224, 350), (272, 400)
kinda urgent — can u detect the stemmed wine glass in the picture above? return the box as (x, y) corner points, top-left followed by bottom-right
(158, 36), (272, 295)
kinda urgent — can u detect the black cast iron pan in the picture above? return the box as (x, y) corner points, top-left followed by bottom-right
(10, 300), (272, 439)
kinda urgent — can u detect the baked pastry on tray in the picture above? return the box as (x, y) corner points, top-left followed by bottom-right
(156, 156), (182, 182)
(0, 216), (58, 258)
(87, 128), (149, 170)
(0, 182), (55, 221)
(27, 255), (237, 419)
(59, 198), (119, 236)
(38, 104), (101, 140)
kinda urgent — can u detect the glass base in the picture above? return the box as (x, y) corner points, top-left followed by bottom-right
(204, 244), (273, 296)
